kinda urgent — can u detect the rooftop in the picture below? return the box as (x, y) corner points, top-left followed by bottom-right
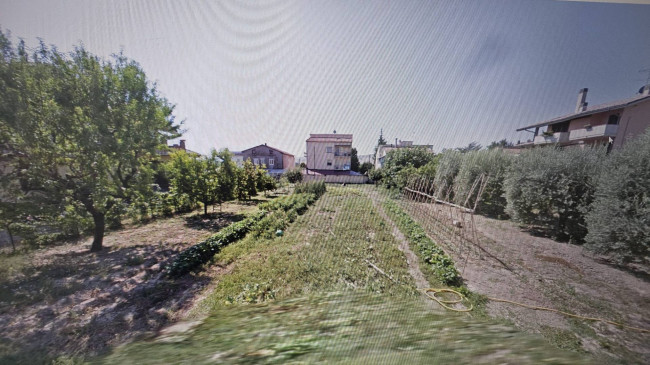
(306, 134), (353, 143)
(517, 93), (650, 131)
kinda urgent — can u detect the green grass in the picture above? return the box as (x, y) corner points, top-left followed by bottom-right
(195, 188), (417, 313)
(95, 187), (591, 364)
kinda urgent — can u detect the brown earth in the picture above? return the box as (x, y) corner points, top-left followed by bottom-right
(0, 206), (251, 363)
(399, 198), (650, 364)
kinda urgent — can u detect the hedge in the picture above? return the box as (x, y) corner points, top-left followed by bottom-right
(503, 146), (605, 243)
(585, 129), (650, 264)
(452, 149), (512, 218)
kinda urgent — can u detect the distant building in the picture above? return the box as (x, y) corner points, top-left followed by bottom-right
(374, 139), (433, 168)
(305, 133), (367, 183)
(515, 85), (650, 150)
(306, 133), (353, 171)
(233, 143), (295, 176)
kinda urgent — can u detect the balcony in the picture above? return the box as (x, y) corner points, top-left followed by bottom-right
(569, 124), (618, 141)
(533, 132), (569, 145)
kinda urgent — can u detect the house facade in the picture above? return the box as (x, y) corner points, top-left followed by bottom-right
(234, 143), (295, 174)
(305, 133), (353, 171)
(515, 85), (650, 150)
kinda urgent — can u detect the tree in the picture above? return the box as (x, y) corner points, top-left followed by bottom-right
(456, 141), (482, 153)
(350, 148), (360, 172)
(374, 129), (388, 156)
(487, 139), (514, 150)
(237, 159), (258, 200)
(585, 128), (650, 264)
(168, 151), (220, 216)
(359, 162), (374, 175)
(215, 149), (237, 209)
(283, 168), (303, 183)
(0, 32), (180, 251)
(380, 147), (436, 190)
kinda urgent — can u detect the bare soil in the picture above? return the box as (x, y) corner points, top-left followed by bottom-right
(399, 199), (650, 364)
(0, 208), (248, 363)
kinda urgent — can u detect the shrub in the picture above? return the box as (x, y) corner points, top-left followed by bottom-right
(504, 146), (604, 243)
(585, 129), (650, 264)
(294, 181), (326, 198)
(452, 150), (512, 217)
(380, 147), (436, 190)
(433, 150), (463, 200)
(283, 168), (303, 183)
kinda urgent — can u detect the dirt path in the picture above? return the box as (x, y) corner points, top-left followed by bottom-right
(0, 210), (246, 362)
(365, 189), (432, 292)
(400, 198), (650, 363)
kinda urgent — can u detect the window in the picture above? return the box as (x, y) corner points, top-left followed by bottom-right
(607, 114), (620, 125)
(259, 158), (265, 165)
(327, 160), (332, 166)
(269, 158), (274, 166)
(326, 146), (333, 153)
(253, 158), (259, 165)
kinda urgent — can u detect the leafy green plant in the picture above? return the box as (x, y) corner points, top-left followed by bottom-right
(452, 149), (512, 217)
(585, 129), (650, 264)
(383, 200), (461, 286)
(293, 181), (326, 198)
(504, 146), (604, 243)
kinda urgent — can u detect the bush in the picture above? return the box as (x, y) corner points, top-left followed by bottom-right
(380, 147), (436, 190)
(283, 168), (303, 183)
(504, 146), (604, 243)
(452, 150), (512, 217)
(585, 130), (650, 264)
(433, 150), (463, 200)
(294, 181), (326, 198)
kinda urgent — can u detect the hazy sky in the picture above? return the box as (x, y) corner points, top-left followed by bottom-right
(2, 0), (650, 156)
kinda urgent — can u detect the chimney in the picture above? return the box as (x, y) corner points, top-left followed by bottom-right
(179, 140), (186, 150)
(395, 138), (398, 147)
(575, 88), (588, 113)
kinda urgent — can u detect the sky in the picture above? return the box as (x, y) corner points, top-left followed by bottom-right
(1, 0), (650, 156)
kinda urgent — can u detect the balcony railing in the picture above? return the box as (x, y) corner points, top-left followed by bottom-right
(569, 124), (618, 141)
(533, 132), (569, 145)
(334, 152), (351, 156)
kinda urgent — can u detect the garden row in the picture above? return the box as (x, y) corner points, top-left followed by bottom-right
(383, 199), (461, 286)
(167, 181), (326, 277)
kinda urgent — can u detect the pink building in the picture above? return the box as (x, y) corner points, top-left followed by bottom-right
(515, 85), (650, 150)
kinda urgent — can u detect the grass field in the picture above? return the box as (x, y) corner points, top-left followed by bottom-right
(97, 186), (588, 364)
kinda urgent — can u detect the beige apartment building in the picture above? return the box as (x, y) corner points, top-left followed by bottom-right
(515, 85), (650, 150)
(305, 133), (353, 171)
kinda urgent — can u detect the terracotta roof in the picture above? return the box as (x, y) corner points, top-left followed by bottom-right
(516, 94), (650, 131)
(240, 144), (294, 157)
(306, 134), (353, 143)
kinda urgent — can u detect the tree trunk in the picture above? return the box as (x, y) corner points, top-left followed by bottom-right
(90, 212), (105, 252)
(7, 225), (15, 253)
(203, 202), (208, 216)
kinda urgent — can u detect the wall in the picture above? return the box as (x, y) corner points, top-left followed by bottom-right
(615, 100), (650, 149)
(306, 141), (352, 170)
(302, 174), (368, 184)
(239, 145), (293, 170)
